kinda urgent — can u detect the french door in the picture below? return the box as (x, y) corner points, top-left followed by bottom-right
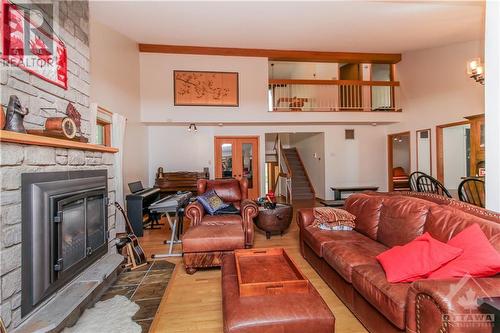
(214, 136), (260, 199)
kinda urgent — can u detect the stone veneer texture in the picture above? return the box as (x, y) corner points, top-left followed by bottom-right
(0, 1), (117, 330)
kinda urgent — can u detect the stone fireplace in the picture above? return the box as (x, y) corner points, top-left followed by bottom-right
(21, 170), (109, 317)
(0, 145), (120, 332)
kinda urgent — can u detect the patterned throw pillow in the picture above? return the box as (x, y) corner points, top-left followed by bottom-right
(197, 190), (229, 215)
(312, 207), (356, 231)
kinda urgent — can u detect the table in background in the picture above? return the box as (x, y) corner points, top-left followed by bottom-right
(320, 186), (379, 207)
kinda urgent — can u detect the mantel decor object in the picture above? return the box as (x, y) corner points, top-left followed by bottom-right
(5, 95), (29, 133)
(26, 102), (88, 143)
(0, 104), (6, 129)
(174, 70), (239, 107)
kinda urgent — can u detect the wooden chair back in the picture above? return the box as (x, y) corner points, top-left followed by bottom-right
(416, 174), (452, 198)
(458, 178), (485, 208)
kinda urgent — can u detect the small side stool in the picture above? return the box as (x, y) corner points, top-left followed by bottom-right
(254, 203), (293, 239)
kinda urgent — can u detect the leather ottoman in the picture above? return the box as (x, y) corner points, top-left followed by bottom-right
(222, 254), (335, 333)
(182, 224), (245, 274)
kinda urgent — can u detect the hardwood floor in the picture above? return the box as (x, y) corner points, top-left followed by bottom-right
(141, 200), (368, 333)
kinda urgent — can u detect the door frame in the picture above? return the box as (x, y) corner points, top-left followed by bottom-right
(214, 135), (260, 198)
(387, 131), (411, 191)
(436, 121), (469, 183)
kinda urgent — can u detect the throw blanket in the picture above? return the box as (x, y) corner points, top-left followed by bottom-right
(312, 207), (356, 230)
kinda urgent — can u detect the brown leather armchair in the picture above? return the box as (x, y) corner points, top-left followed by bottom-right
(182, 178), (258, 274)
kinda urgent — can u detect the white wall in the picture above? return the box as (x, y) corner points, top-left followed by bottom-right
(139, 53), (402, 124)
(291, 133), (326, 199)
(485, 2), (500, 211)
(90, 20), (148, 194)
(388, 40), (485, 178)
(148, 124), (388, 200)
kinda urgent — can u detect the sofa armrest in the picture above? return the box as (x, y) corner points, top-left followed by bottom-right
(241, 199), (258, 247)
(185, 201), (206, 227)
(297, 208), (315, 229)
(406, 277), (499, 333)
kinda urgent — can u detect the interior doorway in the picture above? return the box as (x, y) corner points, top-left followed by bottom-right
(214, 136), (260, 199)
(436, 121), (471, 191)
(387, 131), (411, 191)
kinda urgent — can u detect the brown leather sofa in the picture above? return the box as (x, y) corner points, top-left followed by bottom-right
(183, 178), (258, 274)
(298, 192), (500, 333)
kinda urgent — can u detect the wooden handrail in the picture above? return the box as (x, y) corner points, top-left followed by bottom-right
(269, 79), (400, 86)
(272, 172), (291, 193)
(280, 142), (293, 178)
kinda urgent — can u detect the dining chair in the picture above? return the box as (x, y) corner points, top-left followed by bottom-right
(458, 178), (485, 208)
(409, 171), (427, 192)
(416, 174), (453, 198)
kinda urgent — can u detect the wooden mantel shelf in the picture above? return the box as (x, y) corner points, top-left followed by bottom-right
(0, 130), (119, 153)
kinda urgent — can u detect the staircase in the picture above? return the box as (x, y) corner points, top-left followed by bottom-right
(282, 148), (315, 201)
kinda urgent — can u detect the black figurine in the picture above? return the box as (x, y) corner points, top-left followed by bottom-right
(5, 95), (29, 133)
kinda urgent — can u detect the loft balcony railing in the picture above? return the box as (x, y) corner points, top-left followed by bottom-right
(268, 79), (401, 112)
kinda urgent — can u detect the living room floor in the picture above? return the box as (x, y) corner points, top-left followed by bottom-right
(140, 200), (368, 333)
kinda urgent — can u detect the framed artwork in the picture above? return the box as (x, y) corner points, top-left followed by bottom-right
(174, 70), (239, 107)
(1, 0), (68, 89)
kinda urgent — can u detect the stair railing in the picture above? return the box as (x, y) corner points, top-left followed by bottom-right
(271, 136), (293, 203)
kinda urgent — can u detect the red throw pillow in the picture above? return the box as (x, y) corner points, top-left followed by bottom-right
(428, 224), (500, 279)
(377, 232), (463, 283)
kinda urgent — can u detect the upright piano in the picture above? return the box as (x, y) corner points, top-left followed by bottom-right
(155, 171), (208, 196)
(125, 181), (160, 237)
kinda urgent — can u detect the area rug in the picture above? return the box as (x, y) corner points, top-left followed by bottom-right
(65, 259), (176, 333)
(63, 296), (141, 333)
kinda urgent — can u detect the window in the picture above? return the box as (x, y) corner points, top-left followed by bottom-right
(96, 107), (112, 146)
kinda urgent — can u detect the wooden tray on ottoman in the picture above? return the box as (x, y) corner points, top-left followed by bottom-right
(234, 247), (309, 297)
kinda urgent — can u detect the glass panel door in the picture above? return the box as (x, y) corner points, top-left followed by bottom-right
(236, 138), (259, 199)
(215, 138), (237, 179)
(241, 143), (253, 188)
(214, 137), (260, 199)
(221, 143), (234, 179)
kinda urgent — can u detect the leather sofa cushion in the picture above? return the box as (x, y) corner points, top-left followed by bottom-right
(206, 180), (242, 203)
(377, 196), (431, 247)
(425, 205), (500, 251)
(344, 194), (384, 240)
(182, 224), (245, 253)
(201, 214), (243, 225)
(302, 226), (371, 257)
(352, 264), (410, 330)
(322, 238), (388, 283)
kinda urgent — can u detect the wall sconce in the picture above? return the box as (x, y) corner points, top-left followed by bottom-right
(187, 123), (197, 132)
(467, 58), (484, 85)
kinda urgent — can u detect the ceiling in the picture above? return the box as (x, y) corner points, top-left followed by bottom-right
(90, 1), (485, 53)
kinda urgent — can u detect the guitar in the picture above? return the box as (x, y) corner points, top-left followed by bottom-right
(115, 202), (147, 266)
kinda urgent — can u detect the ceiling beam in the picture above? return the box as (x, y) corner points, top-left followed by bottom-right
(138, 44), (402, 64)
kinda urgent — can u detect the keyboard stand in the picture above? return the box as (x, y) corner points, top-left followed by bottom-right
(148, 192), (192, 258)
(152, 212), (182, 258)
